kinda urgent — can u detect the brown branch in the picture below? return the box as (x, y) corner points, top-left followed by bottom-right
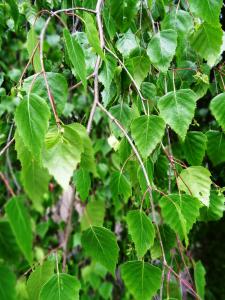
(0, 172), (15, 197)
(69, 72), (95, 91)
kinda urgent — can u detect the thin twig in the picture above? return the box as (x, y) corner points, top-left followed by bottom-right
(86, 0), (105, 134)
(39, 16), (60, 125)
(69, 73), (95, 91)
(97, 101), (166, 262)
(105, 45), (147, 115)
(0, 138), (15, 157)
(0, 172), (15, 197)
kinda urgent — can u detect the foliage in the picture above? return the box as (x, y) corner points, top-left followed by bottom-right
(0, 0), (225, 299)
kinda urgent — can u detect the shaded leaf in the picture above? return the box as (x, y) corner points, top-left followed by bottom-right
(5, 197), (33, 265)
(0, 264), (16, 300)
(73, 168), (91, 201)
(126, 210), (155, 258)
(63, 28), (87, 89)
(27, 28), (41, 73)
(183, 131), (207, 166)
(206, 130), (225, 166)
(210, 93), (225, 131)
(194, 261), (206, 300)
(110, 171), (132, 202)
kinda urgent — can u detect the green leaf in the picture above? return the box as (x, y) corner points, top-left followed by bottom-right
(109, 103), (136, 137)
(177, 166), (212, 206)
(63, 28), (87, 89)
(68, 123), (97, 175)
(27, 260), (55, 300)
(194, 261), (206, 300)
(126, 52), (150, 88)
(120, 261), (162, 300)
(23, 73), (68, 115)
(206, 130), (225, 166)
(80, 201), (105, 231)
(0, 220), (20, 263)
(190, 23), (223, 66)
(84, 13), (104, 59)
(7, 0), (19, 27)
(5, 197), (33, 265)
(110, 171), (132, 202)
(99, 54), (117, 91)
(81, 226), (119, 274)
(27, 28), (41, 73)
(43, 125), (83, 190)
(201, 191), (225, 221)
(15, 93), (50, 157)
(131, 115), (165, 158)
(161, 9), (193, 37)
(159, 194), (201, 244)
(126, 210), (155, 258)
(147, 29), (177, 73)
(15, 131), (50, 211)
(73, 168), (91, 201)
(116, 30), (139, 57)
(189, 0), (222, 26)
(39, 273), (80, 300)
(183, 131), (207, 166)
(0, 264), (16, 300)
(158, 89), (197, 140)
(210, 93), (225, 131)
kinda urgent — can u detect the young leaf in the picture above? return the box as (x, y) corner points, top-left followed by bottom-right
(99, 54), (117, 91)
(158, 89), (197, 140)
(159, 194), (201, 244)
(39, 273), (80, 300)
(147, 29), (177, 73)
(43, 125), (83, 190)
(131, 115), (165, 158)
(210, 93), (225, 131)
(15, 93), (50, 157)
(120, 261), (162, 300)
(84, 13), (104, 59)
(27, 260), (55, 300)
(80, 201), (105, 231)
(126, 210), (155, 258)
(27, 28), (41, 73)
(63, 28), (87, 89)
(0, 264), (16, 300)
(23, 73), (68, 115)
(15, 131), (50, 211)
(189, 0), (222, 26)
(206, 130), (225, 166)
(177, 166), (212, 206)
(81, 226), (119, 274)
(5, 197), (33, 265)
(110, 171), (132, 202)
(190, 23), (223, 66)
(68, 123), (97, 175)
(194, 261), (206, 300)
(183, 131), (207, 166)
(73, 168), (91, 201)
